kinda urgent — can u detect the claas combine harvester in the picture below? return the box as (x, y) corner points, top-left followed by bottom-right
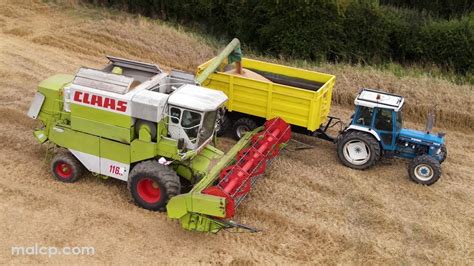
(27, 41), (291, 232)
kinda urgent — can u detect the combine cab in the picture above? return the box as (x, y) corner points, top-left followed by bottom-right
(27, 55), (291, 232)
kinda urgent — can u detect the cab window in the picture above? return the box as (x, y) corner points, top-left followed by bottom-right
(181, 110), (201, 142)
(396, 111), (402, 131)
(355, 106), (373, 127)
(375, 109), (393, 131)
(170, 107), (181, 124)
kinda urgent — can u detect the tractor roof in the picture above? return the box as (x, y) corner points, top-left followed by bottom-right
(168, 84), (228, 112)
(355, 89), (404, 111)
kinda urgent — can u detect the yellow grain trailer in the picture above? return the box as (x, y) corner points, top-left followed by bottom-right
(197, 56), (336, 139)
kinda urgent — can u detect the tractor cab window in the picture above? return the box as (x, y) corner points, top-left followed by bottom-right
(375, 108), (394, 146)
(181, 110), (202, 142)
(355, 106), (373, 127)
(396, 111), (403, 131)
(375, 109), (393, 131)
(170, 107), (181, 124)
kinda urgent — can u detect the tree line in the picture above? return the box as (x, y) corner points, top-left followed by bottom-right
(87, 0), (474, 76)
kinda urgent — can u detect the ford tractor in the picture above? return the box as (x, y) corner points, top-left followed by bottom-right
(27, 55), (291, 233)
(336, 89), (447, 185)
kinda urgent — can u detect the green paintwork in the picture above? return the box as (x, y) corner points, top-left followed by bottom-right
(35, 74), (74, 140)
(34, 129), (48, 143)
(70, 103), (132, 128)
(49, 125), (100, 157)
(71, 116), (134, 144)
(195, 38), (241, 84)
(130, 139), (158, 163)
(70, 103), (133, 143)
(138, 125), (152, 142)
(178, 213), (225, 233)
(192, 128), (257, 192)
(100, 138), (130, 164)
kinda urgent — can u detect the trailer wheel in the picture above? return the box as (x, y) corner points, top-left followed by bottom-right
(408, 155), (441, 185)
(439, 145), (447, 163)
(337, 131), (381, 170)
(232, 117), (257, 140)
(51, 152), (85, 183)
(128, 160), (180, 211)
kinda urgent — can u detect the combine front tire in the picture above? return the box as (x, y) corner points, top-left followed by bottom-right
(128, 161), (180, 211)
(408, 155), (441, 185)
(51, 152), (85, 183)
(337, 131), (381, 170)
(232, 117), (257, 140)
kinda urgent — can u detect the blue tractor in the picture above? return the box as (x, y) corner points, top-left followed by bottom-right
(336, 89), (447, 185)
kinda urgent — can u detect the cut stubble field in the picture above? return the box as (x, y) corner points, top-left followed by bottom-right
(0, 1), (473, 264)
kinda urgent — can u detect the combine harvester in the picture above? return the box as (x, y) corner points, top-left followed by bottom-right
(27, 53), (291, 232)
(198, 39), (447, 185)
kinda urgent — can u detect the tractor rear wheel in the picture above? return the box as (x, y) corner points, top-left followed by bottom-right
(337, 131), (381, 170)
(232, 117), (257, 140)
(128, 160), (180, 211)
(51, 152), (85, 183)
(439, 145), (447, 163)
(408, 155), (441, 185)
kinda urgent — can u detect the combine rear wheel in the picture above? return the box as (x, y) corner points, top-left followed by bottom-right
(51, 152), (85, 183)
(337, 131), (381, 170)
(408, 155), (441, 185)
(232, 117), (257, 140)
(128, 160), (180, 211)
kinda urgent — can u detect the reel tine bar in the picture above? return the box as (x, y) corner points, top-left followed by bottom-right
(202, 117), (291, 218)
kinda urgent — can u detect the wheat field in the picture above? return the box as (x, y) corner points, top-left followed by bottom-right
(0, 1), (473, 264)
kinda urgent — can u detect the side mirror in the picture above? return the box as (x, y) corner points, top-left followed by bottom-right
(177, 138), (185, 151)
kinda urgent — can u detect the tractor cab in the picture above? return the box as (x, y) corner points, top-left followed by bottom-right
(350, 89), (405, 151)
(350, 89), (445, 156)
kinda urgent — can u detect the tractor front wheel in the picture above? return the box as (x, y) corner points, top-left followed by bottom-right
(51, 152), (85, 183)
(337, 131), (381, 170)
(408, 155), (441, 185)
(128, 160), (180, 211)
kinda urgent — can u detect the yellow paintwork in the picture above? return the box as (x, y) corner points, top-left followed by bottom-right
(197, 58), (335, 131)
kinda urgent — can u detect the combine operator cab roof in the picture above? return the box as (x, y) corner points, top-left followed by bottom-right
(355, 89), (404, 112)
(168, 84), (228, 112)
